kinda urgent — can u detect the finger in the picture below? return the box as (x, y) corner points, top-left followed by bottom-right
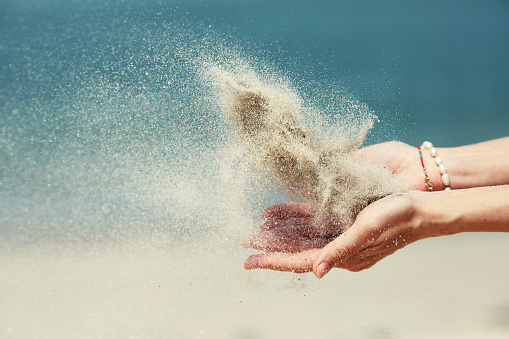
(260, 217), (313, 232)
(346, 260), (378, 272)
(360, 243), (393, 256)
(330, 252), (366, 270)
(242, 231), (330, 253)
(244, 249), (319, 273)
(338, 251), (394, 272)
(334, 255), (374, 272)
(262, 202), (315, 220)
(313, 226), (372, 278)
(260, 219), (281, 231)
(260, 217), (343, 239)
(358, 237), (404, 256)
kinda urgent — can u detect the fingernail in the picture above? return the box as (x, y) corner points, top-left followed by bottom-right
(316, 262), (331, 279)
(244, 255), (261, 270)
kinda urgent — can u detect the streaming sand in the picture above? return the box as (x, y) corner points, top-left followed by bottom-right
(1, 232), (509, 338)
(216, 69), (406, 235)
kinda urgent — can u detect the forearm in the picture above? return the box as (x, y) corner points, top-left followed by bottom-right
(417, 185), (509, 237)
(433, 137), (509, 189)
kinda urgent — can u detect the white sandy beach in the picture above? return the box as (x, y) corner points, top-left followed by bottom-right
(1, 230), (509, 339)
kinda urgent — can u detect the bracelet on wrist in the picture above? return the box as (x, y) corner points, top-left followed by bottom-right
(417, 145), (434, 191)
(421, 141), (451, 191)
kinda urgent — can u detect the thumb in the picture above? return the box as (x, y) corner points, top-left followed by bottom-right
(312, 226), (366, 279)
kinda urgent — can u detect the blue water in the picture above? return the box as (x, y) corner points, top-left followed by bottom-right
(1, 0), (509, 240)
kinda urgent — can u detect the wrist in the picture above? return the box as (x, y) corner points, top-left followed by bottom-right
(434, 146), (472, 190)
(429, 137), (509, 189)
(411, 192), (443, 239)
(420, 143), (493, 191)
(418, 143), (450, 191)
(413, 191), (460, 238)
(413, 185), (509, 237)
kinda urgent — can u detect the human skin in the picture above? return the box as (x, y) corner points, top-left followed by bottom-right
(243, 137), (509, 278)
(354, 137), (509, 191)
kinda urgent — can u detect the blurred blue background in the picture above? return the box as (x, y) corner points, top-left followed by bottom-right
(1, 0), (508, 237)
(2, 0), (508, 145)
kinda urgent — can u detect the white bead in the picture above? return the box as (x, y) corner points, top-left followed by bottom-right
(422, 141), (433, 150)
(442, 173), (450, 186)
(429, 147), (437, 157)
(422, 140), (452, 190)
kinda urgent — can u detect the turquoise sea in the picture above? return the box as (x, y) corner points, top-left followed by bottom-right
(1, 1), (509, 338)
(2, 0), (508, 236)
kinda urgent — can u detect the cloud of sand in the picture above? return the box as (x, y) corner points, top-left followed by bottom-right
(214, 67), (406, 235)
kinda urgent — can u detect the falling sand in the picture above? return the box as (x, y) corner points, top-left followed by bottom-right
(217, 69), (407, 236)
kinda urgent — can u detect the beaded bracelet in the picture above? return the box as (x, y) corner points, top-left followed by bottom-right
(421, 141), (452, 191)
(417, 145), (434, 191)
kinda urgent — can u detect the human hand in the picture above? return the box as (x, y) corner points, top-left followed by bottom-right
(244, 193), (427, 277)
(243, 201), (327, 273)
(354, 141), (445, 191)
(243, 141), (438, 276)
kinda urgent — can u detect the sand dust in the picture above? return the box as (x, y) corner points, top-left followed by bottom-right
(217, 69), (406, 235)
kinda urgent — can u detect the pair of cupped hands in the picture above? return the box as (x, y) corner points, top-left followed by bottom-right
(242, 141), (432, 278)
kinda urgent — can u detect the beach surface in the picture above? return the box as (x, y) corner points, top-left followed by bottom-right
(2, 230), (509, 339)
